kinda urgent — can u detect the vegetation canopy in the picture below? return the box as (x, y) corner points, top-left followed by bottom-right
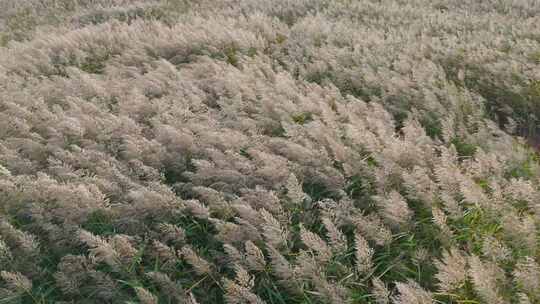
(0, 0), (539, 303)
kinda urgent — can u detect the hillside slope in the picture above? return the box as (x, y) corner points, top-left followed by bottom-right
(1, 1), (540, 303)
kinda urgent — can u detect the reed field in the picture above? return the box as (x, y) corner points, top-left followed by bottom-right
(0, 0), (540, 303)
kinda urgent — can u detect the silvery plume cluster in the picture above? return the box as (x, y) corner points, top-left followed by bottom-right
(0, 0), (539, 303)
